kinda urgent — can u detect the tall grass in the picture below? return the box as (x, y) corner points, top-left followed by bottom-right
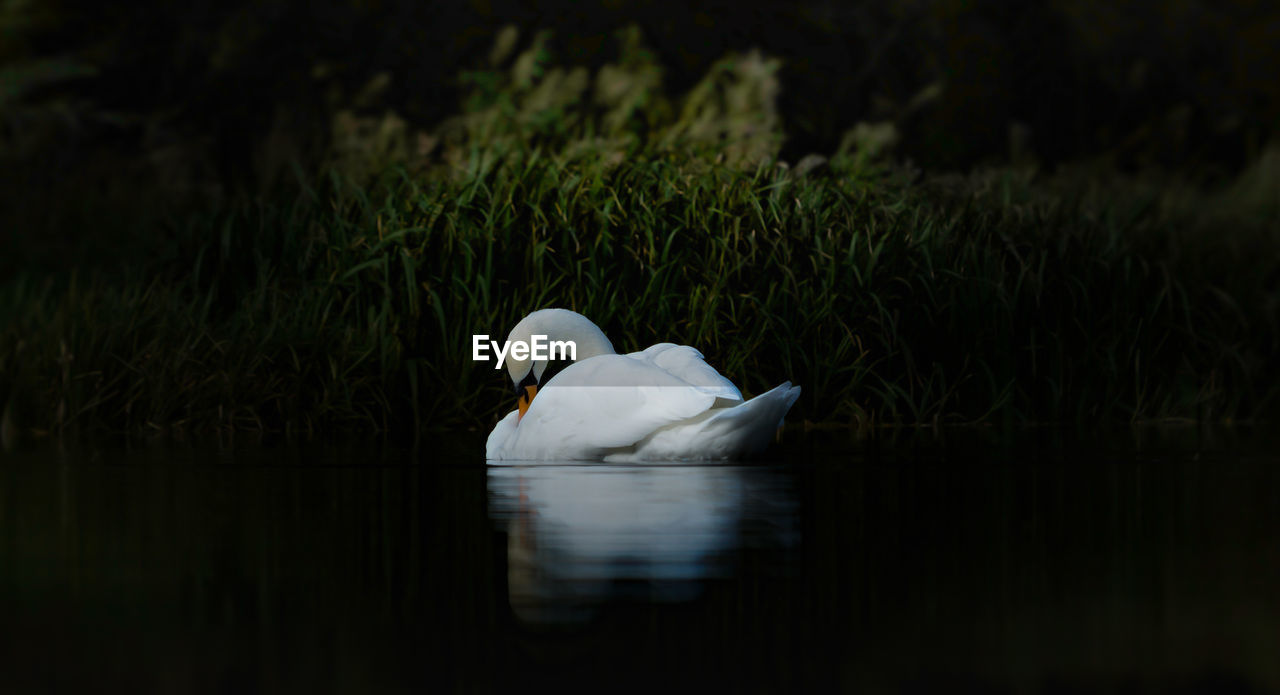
(2, 149), (1276, 437)
(1, 29), (1276, 438)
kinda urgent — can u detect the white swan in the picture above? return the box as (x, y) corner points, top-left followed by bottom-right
(485, 308), (800, 461)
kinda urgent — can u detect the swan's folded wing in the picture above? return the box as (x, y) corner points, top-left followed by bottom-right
(605, 382), (801, 462)
(632, 344), (743, 402)
(508, 353), (726, 457)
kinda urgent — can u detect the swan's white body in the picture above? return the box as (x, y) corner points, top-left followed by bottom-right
(485, 309), (800, 462)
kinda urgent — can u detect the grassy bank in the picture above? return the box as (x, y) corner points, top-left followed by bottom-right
(3, 153), (1276, 437)
(2, 33), (1277, 438)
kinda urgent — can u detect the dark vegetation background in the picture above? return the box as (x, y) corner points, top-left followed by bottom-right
(1, 0), (1277, 436)
(7, 0), (1278, 273)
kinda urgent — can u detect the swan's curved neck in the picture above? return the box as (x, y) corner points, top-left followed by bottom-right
(568, 330), (615, 360)
(506, 309), (617, 384)
(511, 309), (616, 360)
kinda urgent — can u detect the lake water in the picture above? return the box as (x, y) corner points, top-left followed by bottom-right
(2, 428), (1278, 693)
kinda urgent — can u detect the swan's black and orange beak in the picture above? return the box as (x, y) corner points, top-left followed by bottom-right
(517, 384), (537, 420)
(515, 371), (538, 421)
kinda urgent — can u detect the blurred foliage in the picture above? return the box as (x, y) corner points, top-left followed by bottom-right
(2, 136), (1276, 436)
(424, 26), (783, 173)
(0, 31), (1276, 435)
(1, 1), (1278, 437)
(2, 0), (1276, 222)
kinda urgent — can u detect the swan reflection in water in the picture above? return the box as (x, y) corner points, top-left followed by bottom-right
(486, 463), (797, 624)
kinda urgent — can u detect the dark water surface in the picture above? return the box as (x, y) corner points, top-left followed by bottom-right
(2, 428), (1278, 694)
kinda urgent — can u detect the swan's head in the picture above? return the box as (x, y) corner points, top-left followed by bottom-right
(504, 308), (616, 419)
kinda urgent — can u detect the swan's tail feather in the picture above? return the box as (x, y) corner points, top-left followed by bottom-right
(606, 381), (800, 461)
(690, 381), (800, 457)
(769, 381), (802, 428)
